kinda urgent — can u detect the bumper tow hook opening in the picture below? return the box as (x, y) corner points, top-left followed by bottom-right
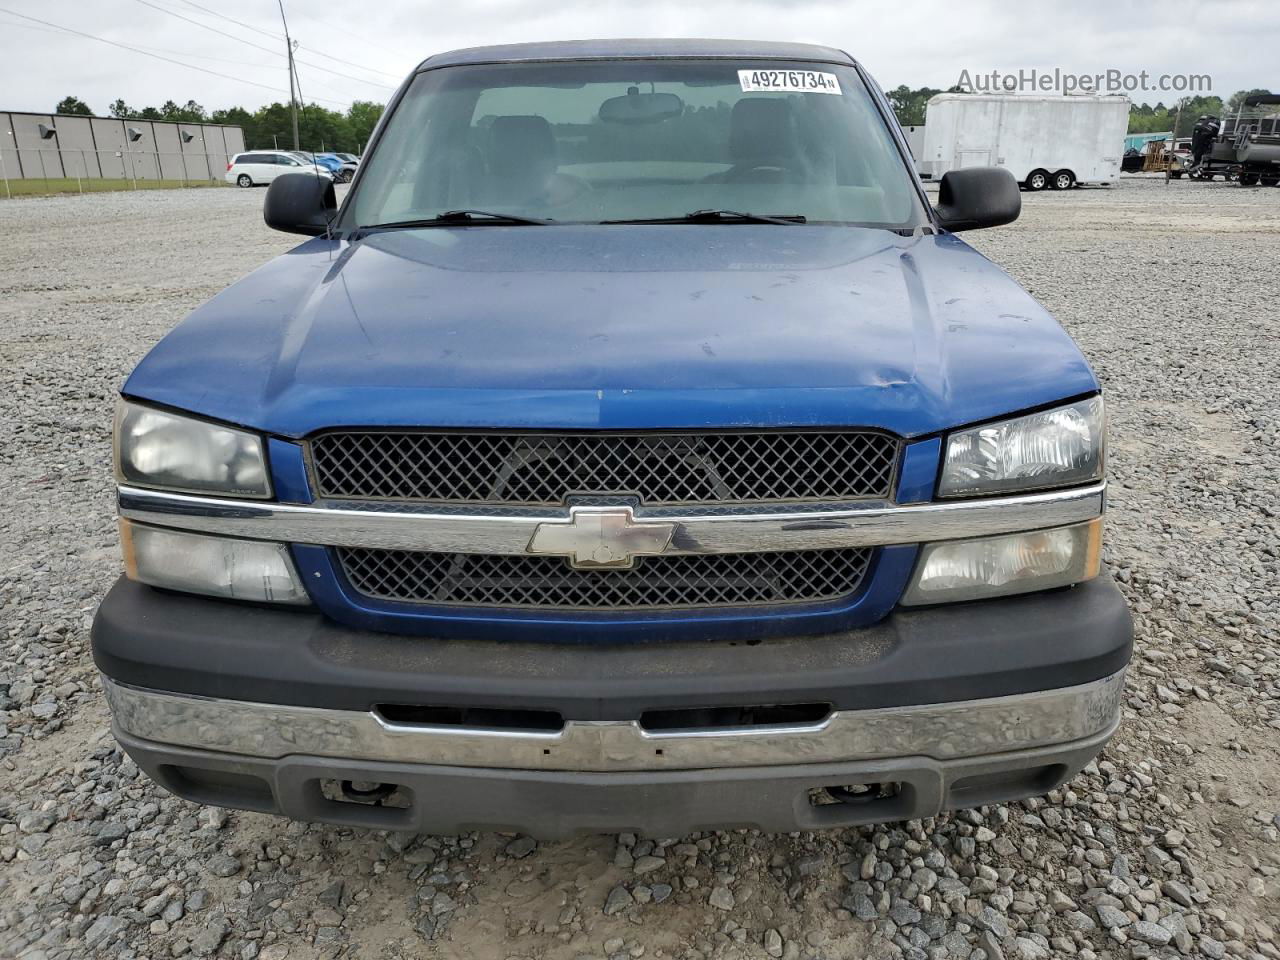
(819, 782), (902, 807)
(339, 780), (398, 804)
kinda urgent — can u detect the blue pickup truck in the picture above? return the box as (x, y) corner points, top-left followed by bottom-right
(93, 39), (1131, 838)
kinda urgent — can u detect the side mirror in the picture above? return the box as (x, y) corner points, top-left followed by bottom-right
(933, 167), (1020, 232)
(264, 173), (337, 236)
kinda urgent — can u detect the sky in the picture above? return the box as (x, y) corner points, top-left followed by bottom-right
(1, 0), (1276, 116)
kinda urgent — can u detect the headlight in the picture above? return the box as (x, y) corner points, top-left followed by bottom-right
(115, 399), (270, 498)
(121, 520), (309, 605)
(902, 519), (1101, 605)
(939, 397), (1104, 498)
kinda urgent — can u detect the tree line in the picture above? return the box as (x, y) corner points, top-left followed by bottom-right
(53, 95), (383, 155)
(1127, 90), (1273, 136)
(54, 85), (1275, 151)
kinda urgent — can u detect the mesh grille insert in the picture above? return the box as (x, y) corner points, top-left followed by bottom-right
(310, 431), (899, 506)
(337, 547), (874, 611)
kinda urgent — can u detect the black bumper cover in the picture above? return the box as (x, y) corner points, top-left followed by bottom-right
(92, 575), (1133, 720)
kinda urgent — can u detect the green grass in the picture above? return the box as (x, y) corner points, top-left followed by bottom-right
(0, 178), (227, 198)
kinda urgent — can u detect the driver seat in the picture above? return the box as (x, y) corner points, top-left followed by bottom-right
(485, 115), (559, 204)
(709, 97), (800, 183)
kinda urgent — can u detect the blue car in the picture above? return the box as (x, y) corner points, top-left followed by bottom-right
(317, 152), (359, 182)
(290, 150), (343, 176)
(94, 39), (1131, 837)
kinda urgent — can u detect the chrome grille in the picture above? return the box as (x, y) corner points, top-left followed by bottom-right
(310, 430), (899, 506)
(336, 547), (874, 610)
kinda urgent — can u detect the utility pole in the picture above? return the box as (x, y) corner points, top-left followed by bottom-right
(1166, 100), (1183, 184)
(278, 0), (299, 150)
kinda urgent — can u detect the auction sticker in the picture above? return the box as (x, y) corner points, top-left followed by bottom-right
(738, 69), (842, 94)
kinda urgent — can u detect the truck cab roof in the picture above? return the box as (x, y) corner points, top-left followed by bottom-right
(417, 38), (856, 71)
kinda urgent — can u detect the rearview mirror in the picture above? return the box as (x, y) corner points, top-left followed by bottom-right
(933, 167), (1020, 232)
(264, 173), (337, 236)
(599, 90), (684, 125)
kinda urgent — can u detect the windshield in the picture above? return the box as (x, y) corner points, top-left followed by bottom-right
(344, 59), (925, 229)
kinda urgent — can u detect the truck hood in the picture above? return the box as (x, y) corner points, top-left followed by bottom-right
(124, 225), (1097, 438)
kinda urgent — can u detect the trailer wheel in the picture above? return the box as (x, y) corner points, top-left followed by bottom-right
(1050, 170), (1075, 190)
(1024, 170), (1048, 191)
(1239, 172), (1260, 186)
(1263, 176), (1280, 187)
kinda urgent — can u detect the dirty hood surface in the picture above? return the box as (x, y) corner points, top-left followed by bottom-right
(125, 225), (1097, 438)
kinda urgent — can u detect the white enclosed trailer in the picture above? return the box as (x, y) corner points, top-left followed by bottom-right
(901, 124), (926, 170)
(919, 93), (1130, 190)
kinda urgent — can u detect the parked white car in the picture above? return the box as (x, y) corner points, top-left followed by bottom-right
(225, 152), (333, 188)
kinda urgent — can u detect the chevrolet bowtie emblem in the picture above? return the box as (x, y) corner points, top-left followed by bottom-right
(527, 507), (677, 569)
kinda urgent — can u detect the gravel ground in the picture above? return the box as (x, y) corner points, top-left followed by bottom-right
(1, 176), (1278, 960)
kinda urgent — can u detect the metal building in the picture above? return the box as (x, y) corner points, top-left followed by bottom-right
(0, 109), (246, 182)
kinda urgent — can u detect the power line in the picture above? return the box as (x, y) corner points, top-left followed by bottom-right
(173, 0), (401, 80)
(296, 43), (401, 81)
(0, 7), (283, 94)
(293, 57), (394, 91)
(0, 7), (353, 108)
(0, 16), (64, 36)
(123, 40), (358, 96)
(278, 17), (358, 151)
(116, 43), (277, 70)
(0, 13), (350, 111)
(132, 0), (279, 57)
(290, 8), (405, 61)
(139, 38), (368, 103)
(175, 0), (281, 42)
(0, 12), (275, 68)
(133, 0), (397, 89)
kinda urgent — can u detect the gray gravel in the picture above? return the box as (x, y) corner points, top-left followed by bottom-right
(1, 176), (1278, 960)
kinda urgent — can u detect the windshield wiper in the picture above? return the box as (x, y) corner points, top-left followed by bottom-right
(352, 209), (553, 238)
(601, 209), (806, 226)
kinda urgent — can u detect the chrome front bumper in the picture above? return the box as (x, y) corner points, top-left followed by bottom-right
(102, 669), (1126, 774)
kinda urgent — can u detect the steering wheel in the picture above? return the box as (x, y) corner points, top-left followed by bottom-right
(710, 162), (797, 183)
(541, 172), (593, 207)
